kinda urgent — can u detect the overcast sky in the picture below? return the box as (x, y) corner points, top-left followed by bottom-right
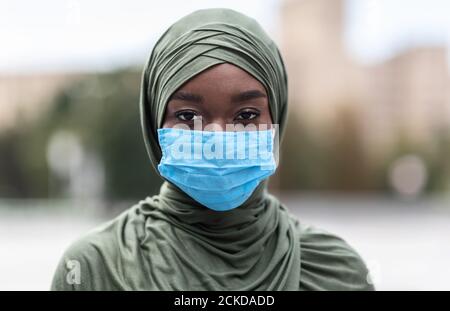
(0, 0), (449, 73)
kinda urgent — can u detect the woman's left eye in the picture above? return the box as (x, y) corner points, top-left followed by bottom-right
(235, 110), (260, 121)
(175, 110), (198, 121)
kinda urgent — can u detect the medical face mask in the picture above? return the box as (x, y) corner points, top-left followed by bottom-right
(157, 128), (277, 211)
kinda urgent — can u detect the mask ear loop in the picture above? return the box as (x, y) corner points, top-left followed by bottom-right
(272, 124), (280, 168)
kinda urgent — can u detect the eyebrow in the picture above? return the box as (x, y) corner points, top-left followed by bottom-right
(169, 89), (267, 104)
(231, 89), (267, 103)
(170, 91), (203, 103)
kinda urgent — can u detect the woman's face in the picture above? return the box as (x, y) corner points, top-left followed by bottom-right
(162, 63), (273, 130)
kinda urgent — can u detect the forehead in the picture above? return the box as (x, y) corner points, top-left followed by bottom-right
(176, 63), (267, 94)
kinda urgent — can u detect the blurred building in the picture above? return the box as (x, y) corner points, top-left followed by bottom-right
(0, 74), (81, 130)
(280, 0), (366, 128)
(280, 0), (450, 160)
(364, 47), (450, 154)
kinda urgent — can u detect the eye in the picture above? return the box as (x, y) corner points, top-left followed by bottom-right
(235, 109), (260, 121)
(175, 110), (199, 121)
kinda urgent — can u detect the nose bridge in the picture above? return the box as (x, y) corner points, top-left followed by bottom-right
(214, 117), (228, 131)
(204, 116), (228, 131)
(201, 97), (231, 130)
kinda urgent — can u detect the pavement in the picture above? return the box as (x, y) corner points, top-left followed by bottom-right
(1, 195), (449, 290)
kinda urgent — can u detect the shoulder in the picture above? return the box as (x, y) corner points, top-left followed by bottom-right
(50, 230), (105, 290)
(298, 223), (375, 291)
(50, 206), (143, 291)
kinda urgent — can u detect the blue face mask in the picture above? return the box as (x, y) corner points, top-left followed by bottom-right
(157, 128), (277, 211)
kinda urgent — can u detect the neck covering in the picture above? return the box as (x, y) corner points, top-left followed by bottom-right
(51, 8), (374, 292)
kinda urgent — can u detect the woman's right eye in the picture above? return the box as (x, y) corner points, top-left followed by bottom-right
(175, 111), (198, 121)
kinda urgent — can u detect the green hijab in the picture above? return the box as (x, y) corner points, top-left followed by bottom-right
(51, 8), (374, 291)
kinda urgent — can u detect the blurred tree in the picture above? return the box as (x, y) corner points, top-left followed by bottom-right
(0, 129), (31, 197)
(43, 70), (163, 201)
(0, 69), (163, 202)
(275, 108), (329, 191)
(275, 103), (373, 192)
(433, 128), (450, 192)
(324, 104), (373, 192)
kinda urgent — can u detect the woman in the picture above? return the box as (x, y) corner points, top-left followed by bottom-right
(51, 8), (374, 291)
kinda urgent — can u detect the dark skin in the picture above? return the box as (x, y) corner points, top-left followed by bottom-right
(162, 63), (273, 130)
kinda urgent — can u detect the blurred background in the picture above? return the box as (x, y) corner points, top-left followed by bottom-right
(1, 0), (450, 290)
